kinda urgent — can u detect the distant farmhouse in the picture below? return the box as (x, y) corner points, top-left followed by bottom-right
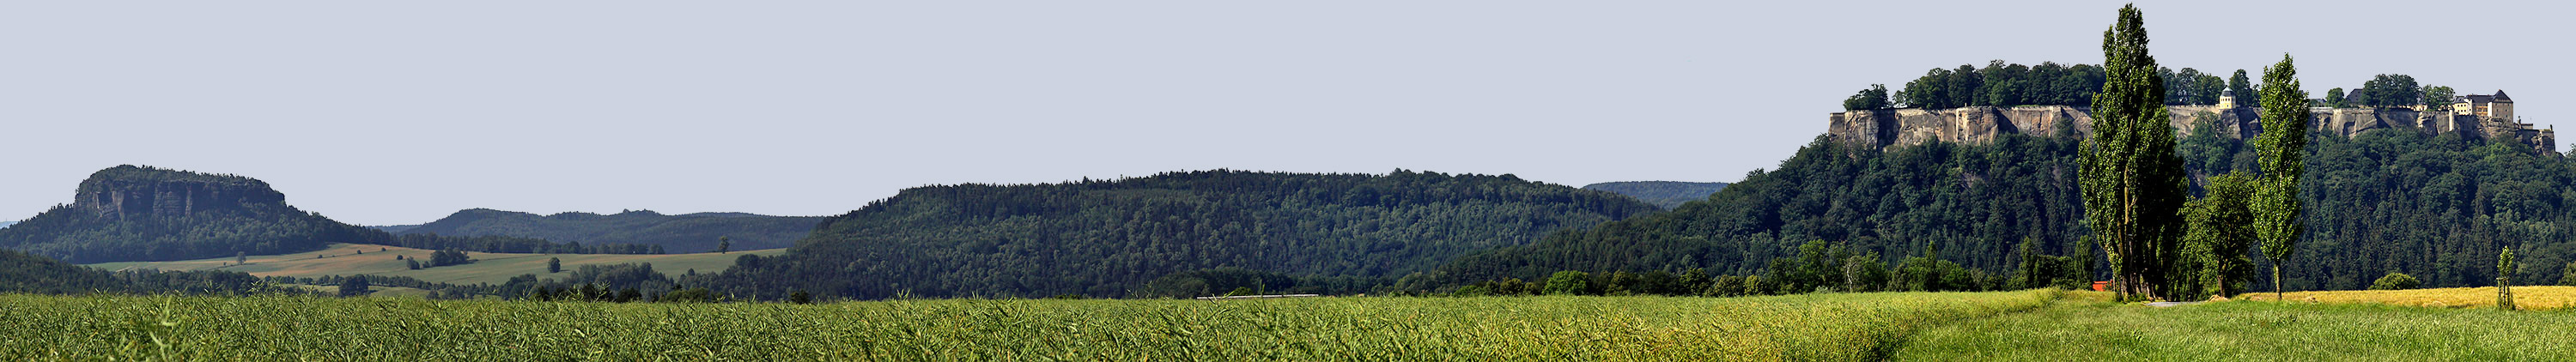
(1827, 90), (2552, 154)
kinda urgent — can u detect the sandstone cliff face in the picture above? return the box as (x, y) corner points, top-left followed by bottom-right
(1828, 106), (2555, 154)
(72, 166), (286, 220)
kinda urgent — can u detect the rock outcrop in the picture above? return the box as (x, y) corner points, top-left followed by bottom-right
(1828, 106), (2555, 154)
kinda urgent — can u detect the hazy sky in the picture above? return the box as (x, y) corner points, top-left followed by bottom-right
(4, 1), (2566, 225)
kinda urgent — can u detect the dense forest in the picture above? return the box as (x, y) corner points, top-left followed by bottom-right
(392, 208), (823, 252)
(1404, 126), (2576, 294)
(1581, 181), (1729, 209)
(1406, 135), (2088, 290)
(0, 166), (652, 263)
(690, 170), (1660, 299)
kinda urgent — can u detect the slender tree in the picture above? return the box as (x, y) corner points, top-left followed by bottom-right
(2081, 4), (2191, 301)
(716, 236), (732, 254)
(2498, 246), (2518, 311)
(548, 257), (562, 274)
(2253, 54), (2310, 301)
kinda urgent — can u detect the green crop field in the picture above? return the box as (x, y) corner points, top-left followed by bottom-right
(1896, 293), (2576, 360)
(0, 290), (2052, 360)
(82, 244), (787, 286)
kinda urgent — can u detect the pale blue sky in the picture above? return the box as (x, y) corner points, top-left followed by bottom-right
(3, 1), (2563, 225)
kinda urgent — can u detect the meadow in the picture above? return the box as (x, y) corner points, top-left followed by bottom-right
(82, 244), (787, 286)
(0, 290), (2054, 361)
(1896, 292), (2576, 360)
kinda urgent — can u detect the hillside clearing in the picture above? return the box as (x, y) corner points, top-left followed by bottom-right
(82, 244), (785, 286)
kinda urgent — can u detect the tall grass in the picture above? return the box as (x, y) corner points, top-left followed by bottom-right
(0, 290), (2053, 361)
(1897, 297), (2576, 360)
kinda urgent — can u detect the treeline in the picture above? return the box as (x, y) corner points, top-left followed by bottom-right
(395, 208), (823, 252)
(1844, 61), (2260, 110)
(0, 248), (303, 296)
(503, 263), (724, 303)
(696, 169), (1662, 300)
(1127, 268), (1391, 299)
(1437, 240), (2089, 297)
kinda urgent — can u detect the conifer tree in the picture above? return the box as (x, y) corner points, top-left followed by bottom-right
(2081, 4), (2190, 301)
(2253, 54), (2310, 301)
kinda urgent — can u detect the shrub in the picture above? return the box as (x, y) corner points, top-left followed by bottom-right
(2367, 273), (2419, 290)
(1543, 271), (1590, 295)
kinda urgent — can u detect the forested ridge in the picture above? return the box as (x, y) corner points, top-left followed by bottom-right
(1409, 126), (2576, 294)
(1581, 181), (1728, 209)
(394, 208), (823, 252)
(0, 166), (652, 263)
(694, 169), (1661, 299)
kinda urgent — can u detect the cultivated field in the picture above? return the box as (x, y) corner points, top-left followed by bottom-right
(2233, 286), (2576, 311)
(1897, 296), (2576, 360)
(0, 290), (2053, 361)
(82, 244), (787, 286)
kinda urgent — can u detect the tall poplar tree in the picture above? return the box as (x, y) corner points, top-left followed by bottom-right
(2081, 4), (2190, 301)
(2253, 54), (2309, 300)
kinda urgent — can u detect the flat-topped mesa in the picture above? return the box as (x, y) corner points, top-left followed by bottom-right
(1827, 91), (2553, 154)
(72, 166), (287, 220)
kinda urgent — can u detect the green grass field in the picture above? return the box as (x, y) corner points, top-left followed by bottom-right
(82, 244), (787, 286)
(1895, 293), (2576, 360)
(0, 290), (2052, 361)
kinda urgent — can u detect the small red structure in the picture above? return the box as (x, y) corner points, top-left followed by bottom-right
(2091, 281), (2111, 292)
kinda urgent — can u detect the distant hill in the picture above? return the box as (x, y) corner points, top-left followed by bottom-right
(0, 166), (648, 263)
(0, 221), (15, 229)
(0, 166), (387, 263)
(392, 209), (823, 252)
(1582, 181), (1728, 208)
(694, 169), (1662, 299)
